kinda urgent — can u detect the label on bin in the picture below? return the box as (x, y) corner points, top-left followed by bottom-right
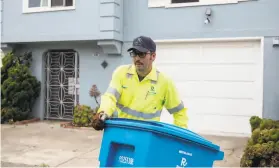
(179, 150), (192, 157)
(176, 150), (192, 167)
(119, 155), (134, 165)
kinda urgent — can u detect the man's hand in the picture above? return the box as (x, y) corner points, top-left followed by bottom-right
(92, 111), (108, 131)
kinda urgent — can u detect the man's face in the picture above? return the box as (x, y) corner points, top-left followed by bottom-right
(130, 50), (156, 74)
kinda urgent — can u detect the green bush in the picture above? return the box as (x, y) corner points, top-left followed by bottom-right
(240, 116), (279, 167)
(1, 51), (41, 123)
(72, 105), (97, 127)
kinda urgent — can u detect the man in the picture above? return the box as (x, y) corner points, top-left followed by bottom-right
(92, 36), (188, 131)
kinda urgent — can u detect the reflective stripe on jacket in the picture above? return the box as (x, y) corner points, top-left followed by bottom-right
(98, 64), (188, 128)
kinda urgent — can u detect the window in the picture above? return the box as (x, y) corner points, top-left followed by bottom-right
(51, 0), (73, 7)
(23, 0), (75, 13)
(171, 0), (199, 3)
(28, 0), (48, 7)
(148, 0), (252, 8)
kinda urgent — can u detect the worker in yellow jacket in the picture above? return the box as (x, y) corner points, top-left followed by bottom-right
(92, 36), (188, 131)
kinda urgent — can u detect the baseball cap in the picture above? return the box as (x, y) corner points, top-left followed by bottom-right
(127, 36), (156, 53)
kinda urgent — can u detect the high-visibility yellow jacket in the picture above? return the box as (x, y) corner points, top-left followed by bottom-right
(98, 64), (188, 128)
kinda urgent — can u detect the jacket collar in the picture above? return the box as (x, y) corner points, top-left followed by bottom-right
(127, 64), (159, 81)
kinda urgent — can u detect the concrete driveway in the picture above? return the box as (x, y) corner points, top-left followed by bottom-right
(1, 121), (248, 167)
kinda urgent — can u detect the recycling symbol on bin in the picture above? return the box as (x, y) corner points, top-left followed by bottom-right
(181, 157), (187, 167)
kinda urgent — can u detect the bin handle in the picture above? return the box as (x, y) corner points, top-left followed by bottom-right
(106, 118), (207, 141)
(107, 118), (163, 127)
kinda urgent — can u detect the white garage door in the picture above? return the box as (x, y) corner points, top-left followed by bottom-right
(155, 38), (263, 137)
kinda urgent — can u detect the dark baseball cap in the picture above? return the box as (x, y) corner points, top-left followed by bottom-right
(127, 36), (156, 53)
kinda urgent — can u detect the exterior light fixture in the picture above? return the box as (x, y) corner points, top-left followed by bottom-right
(205, 8), (212, 16)
(273, 37), (279, 47)
(204, 8), (212, 24)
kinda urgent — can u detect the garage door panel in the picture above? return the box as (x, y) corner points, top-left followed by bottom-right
(159, 109), (252, 136)
(182, 98), (258, 116)
(176, 81), (256, 99)
(155, 51), (258, 64)
(156, 44), (260, 64)
(156, 48), (200, 64)
(201, 46), (260, 64)
(187, 113), (252, 136)
(156, 64), (257, 82)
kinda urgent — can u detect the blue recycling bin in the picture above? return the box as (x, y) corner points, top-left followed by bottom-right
(98, 118), (224, 167)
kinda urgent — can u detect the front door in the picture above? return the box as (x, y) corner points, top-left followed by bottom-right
(44, 50), (80, 120)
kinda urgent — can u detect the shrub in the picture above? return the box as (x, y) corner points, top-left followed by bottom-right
(72, 104), (96, 127)
(1, 51), (41, 123)
(240, 116), (279, 167)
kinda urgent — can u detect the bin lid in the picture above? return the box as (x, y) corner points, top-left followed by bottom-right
(105, 118), (221, 151)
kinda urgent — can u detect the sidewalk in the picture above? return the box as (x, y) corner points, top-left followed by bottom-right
(1, 121), (248, 167)
(1, 121), (102, 167)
